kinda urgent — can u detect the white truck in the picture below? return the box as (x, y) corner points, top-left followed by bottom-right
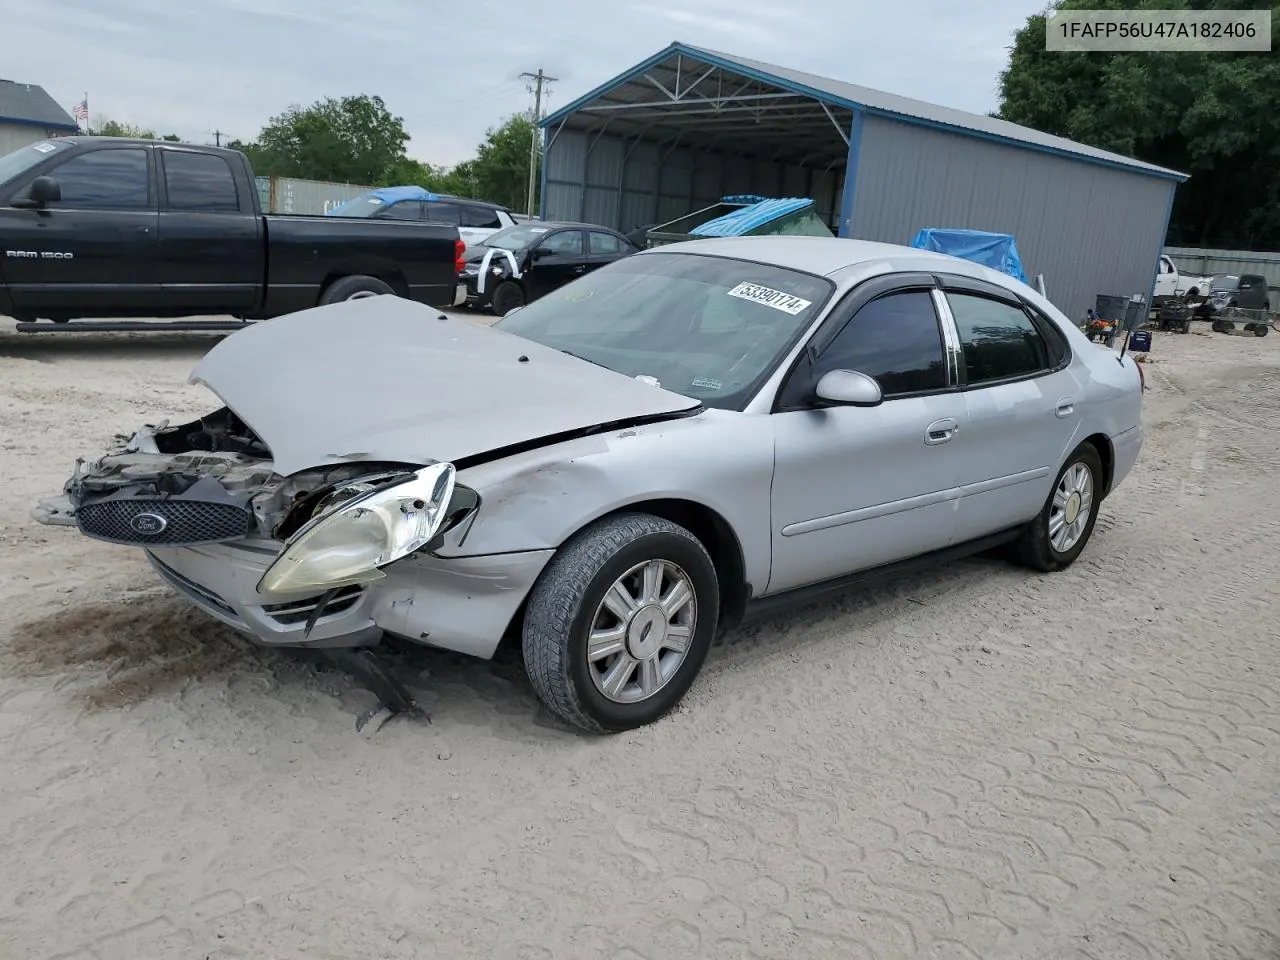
(1154, 254), (1214, 302)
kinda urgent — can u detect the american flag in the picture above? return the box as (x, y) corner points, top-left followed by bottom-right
(72, 98), (88, 123)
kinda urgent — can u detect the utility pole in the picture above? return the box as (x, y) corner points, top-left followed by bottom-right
(209, 129), (225, 147)
(519, 68), (557, 217)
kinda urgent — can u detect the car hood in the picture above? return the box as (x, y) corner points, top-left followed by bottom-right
(188, 296), (700, 476)
(464, 244), (525, 265)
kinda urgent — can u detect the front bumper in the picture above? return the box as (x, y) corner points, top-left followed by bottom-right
(146, 540), (554, 658)
(458, 273), (487, 307)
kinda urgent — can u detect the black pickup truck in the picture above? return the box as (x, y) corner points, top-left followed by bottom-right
(0, 137), (464, 326)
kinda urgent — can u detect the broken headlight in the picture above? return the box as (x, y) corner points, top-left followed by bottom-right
(257, 462), (456, 596)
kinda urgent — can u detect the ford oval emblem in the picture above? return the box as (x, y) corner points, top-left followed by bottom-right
(130, 512), (168, 536)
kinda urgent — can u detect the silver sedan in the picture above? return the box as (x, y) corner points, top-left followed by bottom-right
(35, 236), (1144, 733)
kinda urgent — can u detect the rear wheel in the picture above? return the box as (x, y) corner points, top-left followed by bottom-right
(1012, 443), (1104, 573)
(491, 280), (525, 317)
(1255, 323), (1269, 338)
(522, 513), (719, 733)
(318, 274), (394, 306)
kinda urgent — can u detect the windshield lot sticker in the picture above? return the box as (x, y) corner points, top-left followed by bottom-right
(32, 142), (57, 153)
(726, 282), (811, 315)
(691, 377), (722, 390)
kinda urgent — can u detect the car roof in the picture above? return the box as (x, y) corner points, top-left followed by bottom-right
(367, 186), (510, 212)
(637, 235), (1010, 280)
(524, 220), (615, 231)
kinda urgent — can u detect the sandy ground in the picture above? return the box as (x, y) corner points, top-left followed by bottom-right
(1, 315), (1279, 960)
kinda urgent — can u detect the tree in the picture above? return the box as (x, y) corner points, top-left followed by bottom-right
(241, 94), (412, 184)
(89, 118), (180, 141)
(997, 0), (1280, 248)
(465, 114), (540, 212)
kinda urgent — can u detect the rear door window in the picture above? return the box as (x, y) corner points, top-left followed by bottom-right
(424, 201), (461, 225)
(946, 292), (1052, 385)
(461, 204), (503, 229)
(162, 151), (239, 212)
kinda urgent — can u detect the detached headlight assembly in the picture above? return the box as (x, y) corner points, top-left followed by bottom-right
(258, 462), (456, 596)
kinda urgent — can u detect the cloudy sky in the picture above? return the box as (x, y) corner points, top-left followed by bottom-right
(2, 0), (1044, 167)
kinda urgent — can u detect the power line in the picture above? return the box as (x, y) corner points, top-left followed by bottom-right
(519, 68), (557, 217)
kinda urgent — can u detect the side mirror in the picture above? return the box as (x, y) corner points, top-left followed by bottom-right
(30, 176), (60, 205)
(814, 369), (883, 407)
(529, 246), (550, 260)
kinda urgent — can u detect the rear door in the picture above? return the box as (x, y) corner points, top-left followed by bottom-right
(1, 145), (160, 314)
(526, 229), (588, 299)
(156, 148), (260, 313)
(936, 275), (1081, 543)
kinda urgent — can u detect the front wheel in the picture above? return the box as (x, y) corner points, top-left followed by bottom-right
(522, 513), (720, 733)
(1254, 323), (1269, 338)
(1012, 443), (1104, 573)
(490, 280), (526, 317)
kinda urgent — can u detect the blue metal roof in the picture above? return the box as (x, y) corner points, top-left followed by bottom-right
(541, 42), (1187, 182)
(691, 198), (815, 237)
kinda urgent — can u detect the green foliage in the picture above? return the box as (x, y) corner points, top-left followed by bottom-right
(997, 0), (1280, 248)
(89, 118), (181, 141)
(240, 94), (413, 184)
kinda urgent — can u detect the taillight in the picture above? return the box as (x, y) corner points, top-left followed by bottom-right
(454, 239), (465, 275)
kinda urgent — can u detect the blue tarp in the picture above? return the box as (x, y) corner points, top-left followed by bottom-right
(691, 198), (815, 237)
(909, 228), (1028, 283)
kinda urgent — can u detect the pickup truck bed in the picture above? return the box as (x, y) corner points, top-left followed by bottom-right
(0, 137), (463, 326)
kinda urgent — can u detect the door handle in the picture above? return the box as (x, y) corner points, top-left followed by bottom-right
(925, 418), (959, 445)
(1056, 398), (1075, 418)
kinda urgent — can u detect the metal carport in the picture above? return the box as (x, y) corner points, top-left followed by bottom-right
(539, 42), (1188, 322)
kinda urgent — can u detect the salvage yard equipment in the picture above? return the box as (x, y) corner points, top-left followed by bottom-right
(1212, 306), (1270, 337)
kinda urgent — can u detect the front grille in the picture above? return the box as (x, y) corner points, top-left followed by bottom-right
(262, 584), (365, 625)
(78, 497), (251, 546)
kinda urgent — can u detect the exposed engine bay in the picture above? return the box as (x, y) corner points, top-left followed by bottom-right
(36, 408), (473, 547)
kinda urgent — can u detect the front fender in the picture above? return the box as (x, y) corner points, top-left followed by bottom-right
(439, 408), (775, 593)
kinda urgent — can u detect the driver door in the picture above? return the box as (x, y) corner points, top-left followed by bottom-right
(766, 275), (968, 595)
(526, 229), (587, 299)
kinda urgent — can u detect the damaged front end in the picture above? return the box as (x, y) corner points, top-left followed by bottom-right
(34, 407), (481, 643)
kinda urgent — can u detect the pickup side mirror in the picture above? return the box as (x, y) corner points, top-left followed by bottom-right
(10, 175), (60, 209)
(529, 246), (551, 261)
(29, 176), (60, 205)
(814, 369), (883, 407)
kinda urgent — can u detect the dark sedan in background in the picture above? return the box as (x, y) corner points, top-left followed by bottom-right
(459, 220), (638, 315)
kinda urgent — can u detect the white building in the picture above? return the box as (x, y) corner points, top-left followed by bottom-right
(0, 79), (79, 155)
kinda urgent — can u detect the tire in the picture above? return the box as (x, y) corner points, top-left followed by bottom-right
(1255, 323), (1269, 338)
(522, 513), (720, 734)
(318, 274), (394, 306)
(1211, 319), (1224, 333)
(490, 280), (525, 317)
(1012, 442), (1104, 573)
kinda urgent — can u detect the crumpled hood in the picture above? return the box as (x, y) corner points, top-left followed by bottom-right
(188, 296), (700, 476)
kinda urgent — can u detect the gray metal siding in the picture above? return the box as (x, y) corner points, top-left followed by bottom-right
(0, 123), (70, 155)
(851, 115), (1176, 322)
(544, 129), (843, 234)
(1165, 246), (1280, 302)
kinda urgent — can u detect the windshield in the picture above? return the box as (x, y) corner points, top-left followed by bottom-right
(0, 139), (71, 187)
(481, 223), (553, 251)
(1211, 274), (1240, 291)
(327, 194), (390, 217)
(493, 251), (834, 410)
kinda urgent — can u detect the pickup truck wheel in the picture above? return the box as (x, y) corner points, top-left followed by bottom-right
(1012, 442), (1103, 573)
(319, 275), (394, 306)
(522, 513), (719, 734)
(491, 281), (525, 317)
